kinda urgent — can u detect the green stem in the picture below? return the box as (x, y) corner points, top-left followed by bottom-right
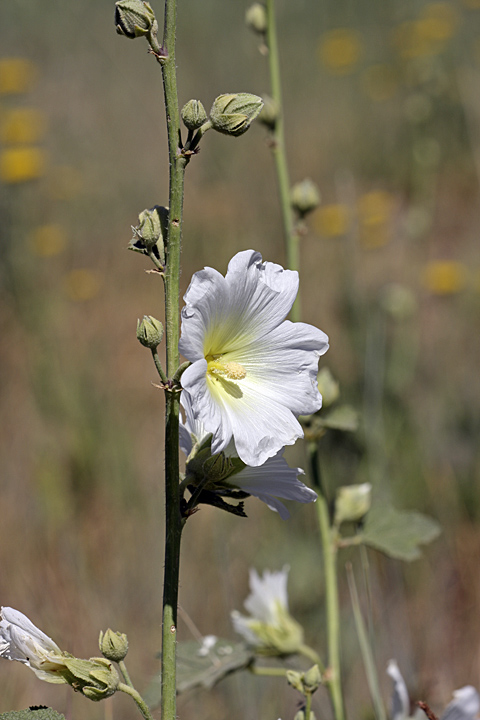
(265, 0), (300, 321)
(152, 349), (169, 385)
(249, 665), (288, 677)
(159, 0), (187, 718)
(118, 682), (155, 720)
(299, 644), (324, 672)
(308, 443), (345, 720)
(118, 660), (134, 689)
(305, 691), (313, 720)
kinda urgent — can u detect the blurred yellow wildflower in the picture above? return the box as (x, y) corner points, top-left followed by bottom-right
(318, 29), (362, 75)
(30, 224), (67, 258)
(0, 146), (46, 183)
(0, 58), (37, 95)
(358, 191), (394, 249)
(0, 108), (47, 145)
(361, 65), (398, 102)
(63, 269), (101, 302)
(47, 165), (83, 200)
(393, 5), (457, 60)
(314, 203), (349, 237)
(422, 261), (467, 294)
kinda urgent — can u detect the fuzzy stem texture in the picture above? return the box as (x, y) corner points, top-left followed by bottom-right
(118, 682), (155, 720)
(266, 0), (300, 321)
(159, 0), (187, 718)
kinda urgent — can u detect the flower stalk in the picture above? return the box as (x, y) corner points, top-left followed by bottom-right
(265, 0), (300, 321)
(159, 0), (187, 717)
(308, 443), (345, 720)
(118, 682), (155, 720)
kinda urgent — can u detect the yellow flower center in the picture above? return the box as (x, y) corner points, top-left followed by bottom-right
(206, 356), (247, 381)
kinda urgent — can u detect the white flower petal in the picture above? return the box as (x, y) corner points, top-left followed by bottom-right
(245, 568), (289, 621)
(387, 659), (410, 720)
(230, 611), (260, 646)
(179, 250), (328, 465)
(0, 607), (66, 684)
(232, 451), (316, 518)
(0, 607), (61, 660)
(441, 686), (480, 720)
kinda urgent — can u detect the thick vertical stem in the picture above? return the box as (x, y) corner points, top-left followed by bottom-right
(308, 444), (345, 720)
(160, 0), (187, 718)
(265, 0), (300, 321)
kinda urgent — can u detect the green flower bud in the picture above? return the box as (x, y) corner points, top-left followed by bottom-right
(258, 94), (279, 131)
(286, 669), (305, 693)
(334, 483), (372, 526)
(303, 664), (322, 693)
(291, 178), (321, 217)
(137, 315), (164, 349)
(316, 367), (340, 408)
(129, 205), (167, 264)
(209, 93), (264, 137)
(61, 656), (119, 701)
(245, 3), (267, 34)
(181, 99), (208, 131)
(99, 629), (129, 663)
(294, 711), (317, 720)
(114, 0), (158, 39)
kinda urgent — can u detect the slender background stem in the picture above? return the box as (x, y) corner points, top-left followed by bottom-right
(265, 0), (301, 321)
(308, 444), (345, 720)
(159, 0), (187, 718)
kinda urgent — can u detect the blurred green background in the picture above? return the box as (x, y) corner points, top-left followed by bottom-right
(2, 0), (480, 718)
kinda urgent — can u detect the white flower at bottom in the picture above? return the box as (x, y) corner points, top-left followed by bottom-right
(180, 393), (317, 519)
(0, 607), (67, 683)
(0, 607), (120, 699)
(231, 568), (304, 655)
(179, 249), (329, 467)
(387, 660), (480, 720)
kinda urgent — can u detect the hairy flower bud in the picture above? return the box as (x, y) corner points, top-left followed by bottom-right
(129, 205), (167, 263)
(245, 3), (267, 34)
(258, 95), (279, 131)
(303, 664), (322, 693)
(334, 483), (372, 525)
(181, 99), (208, 131)
(114, 0), (157, 39)
(209, 93), (264, 137)
(291, 179), (321, 217)
(137, 315), (164, 350)
(99, 629), (129, 663)
(62, 657), (119, 701)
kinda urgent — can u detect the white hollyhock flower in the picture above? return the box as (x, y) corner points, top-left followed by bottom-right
(387, 660), (480, 720)
(231, 568), (304, 655)
(441, 687), (480, 720)
(180, 393), (317, 519)
(0, 607), (67, 684)
(179, 250), (329, 467)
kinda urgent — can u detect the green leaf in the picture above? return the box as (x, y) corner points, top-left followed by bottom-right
(0, 709), (66, 720)
(360, 505), (441, 561)
(143, 638), (254, 708)
(317, 405), (359, 432)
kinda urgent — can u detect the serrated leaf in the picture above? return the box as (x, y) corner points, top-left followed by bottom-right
(360, 505), (441, 561)
(143, 638), (254, 708)
(318, 405), (359, 432)
(0, 709), (65, 720)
